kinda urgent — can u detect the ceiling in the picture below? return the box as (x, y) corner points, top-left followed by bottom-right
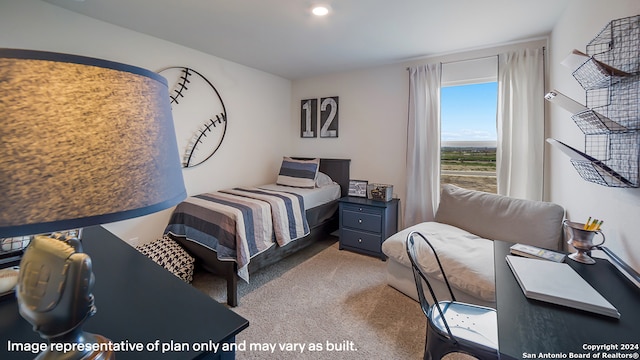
(43, 0), (570, 80)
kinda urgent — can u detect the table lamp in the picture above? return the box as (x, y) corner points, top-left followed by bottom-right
(0, 48), (187, 359)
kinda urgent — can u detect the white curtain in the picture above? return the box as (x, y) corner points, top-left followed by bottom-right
(497, 48), (545, 200)
(405, 64), (441, 227)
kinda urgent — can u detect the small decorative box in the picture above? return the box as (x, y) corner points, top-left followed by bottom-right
(367, 183), (393, 202)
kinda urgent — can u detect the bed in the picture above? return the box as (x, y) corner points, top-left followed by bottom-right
(165, 157), (350, 306)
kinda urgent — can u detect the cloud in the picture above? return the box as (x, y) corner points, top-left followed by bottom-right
(442, 128), (495, 141)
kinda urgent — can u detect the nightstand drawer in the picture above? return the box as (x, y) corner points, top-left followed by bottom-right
(340, 228), (382, 253)
(342, 210), (381, 233)
(341, 202), (382, 213)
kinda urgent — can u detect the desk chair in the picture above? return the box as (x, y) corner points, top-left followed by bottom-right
(406, 231), (500, 360)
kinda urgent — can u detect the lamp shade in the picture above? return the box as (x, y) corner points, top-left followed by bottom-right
(0, 48), (187, 237)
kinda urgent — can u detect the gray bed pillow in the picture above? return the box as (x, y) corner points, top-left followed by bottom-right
(276, 157), (320, 188)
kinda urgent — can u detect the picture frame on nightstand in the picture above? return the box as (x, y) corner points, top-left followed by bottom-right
(348, 180), (368, 197)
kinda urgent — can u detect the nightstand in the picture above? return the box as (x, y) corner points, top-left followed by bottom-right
(338, 197), (399, 260)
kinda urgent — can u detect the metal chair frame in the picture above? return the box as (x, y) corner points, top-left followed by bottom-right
(406, 231), (501, 360)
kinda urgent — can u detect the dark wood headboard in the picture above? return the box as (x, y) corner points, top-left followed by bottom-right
(319, 158), (351, 197)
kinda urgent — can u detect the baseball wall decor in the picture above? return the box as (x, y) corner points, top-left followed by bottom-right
(158, 66), (227, 168)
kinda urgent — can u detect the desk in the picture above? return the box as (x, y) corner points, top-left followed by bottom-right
(0, 226), (249, 359)
(494, 241), (640, 359)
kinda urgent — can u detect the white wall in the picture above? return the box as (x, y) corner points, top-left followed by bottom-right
(0, 0), (292, 246)
(548, 0), (640, 271)
(292, 65), (408, 203)
(291, 39), (546, 227)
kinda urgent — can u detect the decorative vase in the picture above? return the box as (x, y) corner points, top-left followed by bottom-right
(563, 220), (605, 264)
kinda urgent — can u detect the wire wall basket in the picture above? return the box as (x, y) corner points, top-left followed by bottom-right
(586, 15), (640, 75)
(579, 133), (640, 187)
(571, 108), (629, 134)
(585, 77), (640, 131)
(1, 228), (81, 268)
(567, 15), (640, 188)
(0, 236), (30, 255)
(572, 58), (627, 90)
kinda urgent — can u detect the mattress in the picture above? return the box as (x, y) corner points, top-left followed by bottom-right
(258, 182), (341, 209)
(165, 182), (341, 282)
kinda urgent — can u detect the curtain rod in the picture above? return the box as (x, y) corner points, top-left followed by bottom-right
(406, 55), (497, 70)
(406, 46), (546, 70)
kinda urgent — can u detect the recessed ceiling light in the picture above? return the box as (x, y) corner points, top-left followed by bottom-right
(312, 5), (330, 16)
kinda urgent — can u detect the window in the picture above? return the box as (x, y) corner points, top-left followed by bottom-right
(440, 80), (497, 193)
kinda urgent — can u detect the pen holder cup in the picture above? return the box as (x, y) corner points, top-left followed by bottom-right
(563, 220), (605, 265)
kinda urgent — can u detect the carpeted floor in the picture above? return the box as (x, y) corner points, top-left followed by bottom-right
(192, 236), (472, 359)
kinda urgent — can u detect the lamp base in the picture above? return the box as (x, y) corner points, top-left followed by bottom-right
(35, 333), (115, 360)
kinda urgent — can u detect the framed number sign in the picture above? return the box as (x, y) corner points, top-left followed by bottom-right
(301, 96), (339, 138)
(300, 98), (317, 138)
(320, 96), (339, 138)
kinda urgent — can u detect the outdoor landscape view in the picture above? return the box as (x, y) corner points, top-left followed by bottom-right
(441, 142), (496, 193)
(441, 82), (498, 193)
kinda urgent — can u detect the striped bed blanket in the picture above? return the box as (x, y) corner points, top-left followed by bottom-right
(164, 187), (309, 282)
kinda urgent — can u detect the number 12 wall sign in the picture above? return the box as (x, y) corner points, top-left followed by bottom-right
(300, 96), (339, 138)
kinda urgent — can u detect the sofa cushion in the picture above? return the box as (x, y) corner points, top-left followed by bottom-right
(435, 184), (565, 250)
(382, 222), (495, 302)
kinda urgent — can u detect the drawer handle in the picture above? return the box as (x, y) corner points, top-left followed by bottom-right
(359, 207), (363, 211)
(358, 238), (362, 243)
(358, 219), (363, 224)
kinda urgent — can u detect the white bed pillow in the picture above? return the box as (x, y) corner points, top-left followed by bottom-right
(315, 171), (333, 187)
(276, 157), (320, 188)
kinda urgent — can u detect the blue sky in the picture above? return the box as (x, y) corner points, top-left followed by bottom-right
(441, 82), (497, 142)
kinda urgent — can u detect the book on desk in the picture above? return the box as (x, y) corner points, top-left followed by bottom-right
(506, 255), (620, 319)
(509, 243), (566, 262)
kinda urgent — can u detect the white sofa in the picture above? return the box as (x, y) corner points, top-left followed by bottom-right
(382, 184), (565, 308)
